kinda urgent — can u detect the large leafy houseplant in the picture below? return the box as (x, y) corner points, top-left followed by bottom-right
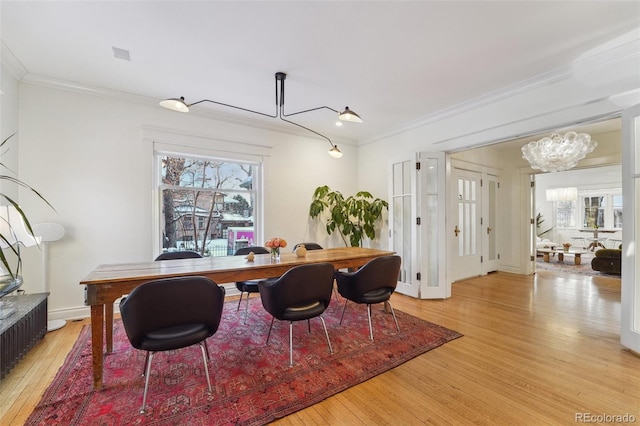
(0, 133), (51, 278)
(309, 185), (388, 247)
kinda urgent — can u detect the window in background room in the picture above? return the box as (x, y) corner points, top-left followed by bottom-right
(158, 154), (258, 257)
(579, 191), (622, 230)
(583, 196), (605, 228)
(556, 200), (576, 228)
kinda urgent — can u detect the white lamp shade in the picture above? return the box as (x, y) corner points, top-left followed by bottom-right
(34, 223), (65, 242)
(546, 187), (577, 202)
(0, 205), (41, 248)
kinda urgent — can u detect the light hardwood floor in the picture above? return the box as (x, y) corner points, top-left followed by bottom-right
(1, 271), (638, 425)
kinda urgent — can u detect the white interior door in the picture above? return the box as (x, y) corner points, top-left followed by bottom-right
(390, 158), (418, 298)
(451, 168), (482, 282)
(482, 174), (500, 274)
(417, 152), (448, 298)
(621, 103), (640, 353)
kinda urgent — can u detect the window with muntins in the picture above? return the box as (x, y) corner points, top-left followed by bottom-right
(158, 154), (258, 257)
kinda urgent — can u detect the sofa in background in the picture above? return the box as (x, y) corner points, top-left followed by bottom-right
(591, 247), (622, 275)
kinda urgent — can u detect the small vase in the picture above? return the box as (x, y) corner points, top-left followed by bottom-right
(270, 247), (280, 260)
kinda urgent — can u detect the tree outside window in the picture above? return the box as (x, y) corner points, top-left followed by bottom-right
(159, 155), (257, 256)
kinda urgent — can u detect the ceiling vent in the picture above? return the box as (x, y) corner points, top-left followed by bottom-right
(112, 47), (130, 61)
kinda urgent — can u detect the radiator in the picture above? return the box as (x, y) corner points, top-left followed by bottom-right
(0, 293), (49, 380)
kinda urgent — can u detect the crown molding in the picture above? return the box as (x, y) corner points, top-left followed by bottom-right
(362, 34), (640, 146)
(1, 40), (28, 80)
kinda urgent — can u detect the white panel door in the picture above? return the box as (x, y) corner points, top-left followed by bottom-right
(621, 104), (640, 353)
(451, 168), (482, 282)
(482, 174), (500, 274)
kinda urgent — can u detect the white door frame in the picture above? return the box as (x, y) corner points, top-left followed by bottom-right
(621, 104), (639, 353)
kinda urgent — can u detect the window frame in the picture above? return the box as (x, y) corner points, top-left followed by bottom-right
(555, 188), (622, 230)
(153, 147), (263, 257)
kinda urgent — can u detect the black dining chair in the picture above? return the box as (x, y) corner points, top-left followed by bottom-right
(258, 262), (335, 366)
(154, 250), (203, 261)
(334, 255), (401, 341)
(234, 246), (271, 324)
(119, 276), (225, 413)
(292, 242), (323, 251)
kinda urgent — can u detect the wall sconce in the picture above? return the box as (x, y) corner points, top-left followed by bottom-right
(160, 72), (362, 158)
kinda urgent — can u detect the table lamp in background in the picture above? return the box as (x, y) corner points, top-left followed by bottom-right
(33, 222), (66, 331)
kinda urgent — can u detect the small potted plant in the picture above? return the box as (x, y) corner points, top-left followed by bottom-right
(562, 242), (572, 252)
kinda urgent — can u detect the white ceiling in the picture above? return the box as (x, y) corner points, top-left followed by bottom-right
(1, 1), (638, 145)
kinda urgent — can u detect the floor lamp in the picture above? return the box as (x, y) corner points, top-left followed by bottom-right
(33, 222), (66, 332)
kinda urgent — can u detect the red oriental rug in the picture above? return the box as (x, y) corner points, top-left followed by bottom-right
(26, 297), (461, 425)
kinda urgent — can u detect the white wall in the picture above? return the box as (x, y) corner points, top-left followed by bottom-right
(16, 83), (359, 319)
(1, 63), (20, 200)
(357, 34), (638, 277)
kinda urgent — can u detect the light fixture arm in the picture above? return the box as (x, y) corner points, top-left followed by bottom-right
(160, 71), (357, 157)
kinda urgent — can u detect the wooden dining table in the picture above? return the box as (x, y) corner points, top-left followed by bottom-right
(81, 247), (394, 389)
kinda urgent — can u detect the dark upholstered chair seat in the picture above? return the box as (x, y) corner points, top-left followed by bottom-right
(282, 301), (324, 321)
(360, 288), (393, 304)
(154, 250), (203, 261)
(142, 324), (210, 352)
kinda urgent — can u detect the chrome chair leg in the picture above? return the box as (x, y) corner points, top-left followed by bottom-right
(367, 304), (374, 341)
(141, 352), (150, 376)
(319, 316), (333, 354)
(387, 300), (400, 332)
(243, 292), (251, 325)
(289, 322), (294, 367)
(265, 316), (275, 344)
(140, 351), (154, 414)
(199, 342), (212, 393)
(203, 339), (211, 361)
(339, 300), (348, 325)
(236, 291), (244, 310)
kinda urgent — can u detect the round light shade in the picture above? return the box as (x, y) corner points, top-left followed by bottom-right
(34, 223), (65, 242)
(338, 107), (363, 123)
(0, 206), (41, 249)
(159, 97), (189, 112)
(328, 145), (343, 158)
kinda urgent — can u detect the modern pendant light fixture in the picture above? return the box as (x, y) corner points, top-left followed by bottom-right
(159, 72), (362, 158)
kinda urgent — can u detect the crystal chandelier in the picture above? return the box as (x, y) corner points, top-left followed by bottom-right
(521, 131), (597, 172)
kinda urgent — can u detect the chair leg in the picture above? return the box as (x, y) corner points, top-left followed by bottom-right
(237, 291), (244, 310)
(203, 339), (211, 361)
(367, 304), (374, 341)
(243, 292), (251, 325)
(319, 316), (333, 355)
(199, 342), (212, 393)
(141, 351), (150, 377)
(140, 351), (154, 414)
(340, 300), (348, 325)
(289, 321), (294, 367)
(265, 316), (275, 345)
(387, 300), (400, 332)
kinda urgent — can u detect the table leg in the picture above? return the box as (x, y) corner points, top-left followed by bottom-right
(558, 252), (565, 262)
(574, 254), (582, 265)
(105, 302), (114, 354)
(90, 304), (104, 389)
(543, 252), (550, 262)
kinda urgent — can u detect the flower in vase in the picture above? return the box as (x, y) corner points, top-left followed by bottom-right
(265, 237), (287, 249)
